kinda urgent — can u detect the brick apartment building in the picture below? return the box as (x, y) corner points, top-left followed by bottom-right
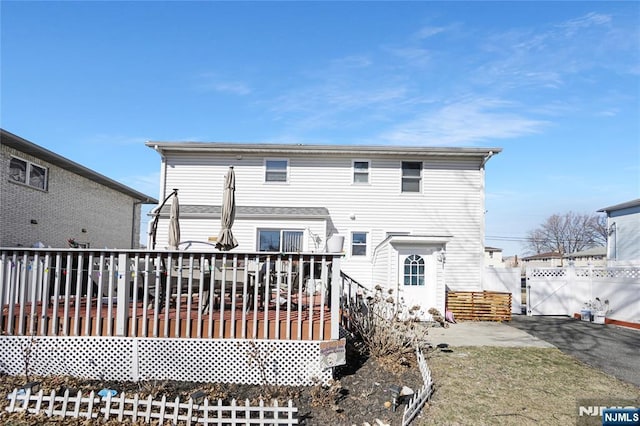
(1, 129), (157, 249)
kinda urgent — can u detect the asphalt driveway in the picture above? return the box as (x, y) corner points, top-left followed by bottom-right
(508, 315), (640, 387)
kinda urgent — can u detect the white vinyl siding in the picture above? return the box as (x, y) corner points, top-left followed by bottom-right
(158, 154), (485, 291)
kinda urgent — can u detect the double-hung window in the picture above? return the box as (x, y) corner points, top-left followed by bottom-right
(258, 229), (303, 252)
(401, 161), (422, 193)
(265, 159), (288, 183)
(351, 232), (368, 256)
(353, 160), (369, 184)
(9, 157), (48, 190)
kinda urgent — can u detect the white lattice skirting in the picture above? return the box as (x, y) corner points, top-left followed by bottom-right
(0, 336), (332, 386)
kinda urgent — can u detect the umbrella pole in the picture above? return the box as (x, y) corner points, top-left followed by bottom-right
(150, 189), (179, 250)
(148, 188), (179, 311)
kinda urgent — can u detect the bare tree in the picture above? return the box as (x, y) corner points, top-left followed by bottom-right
(525, 211), (606, 255)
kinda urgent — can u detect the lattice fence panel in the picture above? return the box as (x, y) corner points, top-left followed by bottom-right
(0, 336), (332, 386)
(137, 338), (330, 386)
(0, 336), (135, 381)
(530, 268), (567, 278)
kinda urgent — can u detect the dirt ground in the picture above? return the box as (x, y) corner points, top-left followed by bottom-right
(0, 344), (423, 425)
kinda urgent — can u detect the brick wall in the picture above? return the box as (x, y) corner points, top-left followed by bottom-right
(1, 144), (141, 248)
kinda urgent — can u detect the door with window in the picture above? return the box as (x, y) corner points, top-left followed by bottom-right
(397, 249), (436, 320)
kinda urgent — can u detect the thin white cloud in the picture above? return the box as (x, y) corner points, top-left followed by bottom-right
(557, 12), (612, 37)
(596, 109), (619, 117)
(211, 82), (251, 96)
(386, 47), (431, 67)
(121, 171), (160, 198)
(472, 10), (637, 91)
(328, 55), (372, 69)
(414, 25), (447, 40)
(379, 98), (548, 146)
(194, 73), (251, 95)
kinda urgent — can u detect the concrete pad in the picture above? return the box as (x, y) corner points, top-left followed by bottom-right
(423, 321), (556, 348)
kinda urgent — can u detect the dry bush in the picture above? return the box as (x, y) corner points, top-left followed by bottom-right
(349, 286), (426, 363)
(308, 378), (343, 408)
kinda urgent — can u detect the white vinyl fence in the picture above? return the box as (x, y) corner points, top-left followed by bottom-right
(482, 267), (521, 314)
(402, 348), (434, 426)
(5, 387), (298, 425)
(526, 266), (640, 324)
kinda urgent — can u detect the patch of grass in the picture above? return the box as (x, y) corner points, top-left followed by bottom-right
(420, 347), (640, 425)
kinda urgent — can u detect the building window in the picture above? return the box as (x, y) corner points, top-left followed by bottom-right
(351, 232), (368, 256)
(401, 161), (422, 193)
(353, 160), (369, 184)
(265, 159), (288, 182)
(258, 229), (303, 252)
(9, 157), (47, 190)
(404, 254), (425, 286)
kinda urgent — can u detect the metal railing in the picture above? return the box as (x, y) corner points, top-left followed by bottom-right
(0, 248), (342, 341)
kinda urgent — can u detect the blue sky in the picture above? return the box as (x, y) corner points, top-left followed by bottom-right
(2, 1), (638, 256)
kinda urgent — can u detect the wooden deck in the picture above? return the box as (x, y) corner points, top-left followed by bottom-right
(1, 294), (333, 340)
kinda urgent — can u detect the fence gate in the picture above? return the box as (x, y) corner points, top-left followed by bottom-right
(525, 266), (640, 324)
(526, 268), (573, 316)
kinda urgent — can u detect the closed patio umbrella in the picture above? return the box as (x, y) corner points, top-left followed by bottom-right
(216, 166), (238, 251)
(168, 192), (180, 249)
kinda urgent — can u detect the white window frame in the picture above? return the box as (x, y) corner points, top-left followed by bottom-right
(401, 161), (422, 193)
(403, 254), (425, 286)
(352, 159), (370, 184)
(257, 228), (303, 252)
(8, 156), (48, 191)
(350, 231), (369, 257)
(264, 158), (289, 183)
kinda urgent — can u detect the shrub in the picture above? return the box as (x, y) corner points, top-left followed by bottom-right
(348, 286), (426, 362)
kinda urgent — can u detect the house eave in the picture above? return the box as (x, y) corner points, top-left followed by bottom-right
(152, 205), (330, 221)
(145, 141), (502, 160)
(2, 129), (158, 203)
(386, 234), (453, 247)
(597, 199), (640, 213)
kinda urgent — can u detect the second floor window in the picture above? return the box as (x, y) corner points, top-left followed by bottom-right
(265, 159), (288, 182)
(353, 161), (369, 184)
(9, 157), (48, 190)
(401, 161), (422, 193)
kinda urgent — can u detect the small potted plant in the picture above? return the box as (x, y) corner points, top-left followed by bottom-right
(591, 297), (610, 324)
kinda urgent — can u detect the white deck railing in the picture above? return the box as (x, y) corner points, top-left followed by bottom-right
(0, 248), (342, 341)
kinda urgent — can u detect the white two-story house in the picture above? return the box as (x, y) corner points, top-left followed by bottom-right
(146, 142), (500, 317)
(598, 199), (640, 266)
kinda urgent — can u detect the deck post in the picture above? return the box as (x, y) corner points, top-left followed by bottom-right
(330, 255), (341, 340)
(116, 253), (131, 336)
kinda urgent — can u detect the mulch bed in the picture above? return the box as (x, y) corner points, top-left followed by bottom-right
(0, 345), (423, 425)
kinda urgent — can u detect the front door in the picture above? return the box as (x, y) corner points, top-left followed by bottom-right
(398, 250), (437, 321)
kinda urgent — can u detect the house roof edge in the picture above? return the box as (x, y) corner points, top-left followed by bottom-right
(2, 129), (158, 203)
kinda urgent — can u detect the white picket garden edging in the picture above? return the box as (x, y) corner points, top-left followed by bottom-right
(402, 348), (434, 426)
(5, 387), (298, 425)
